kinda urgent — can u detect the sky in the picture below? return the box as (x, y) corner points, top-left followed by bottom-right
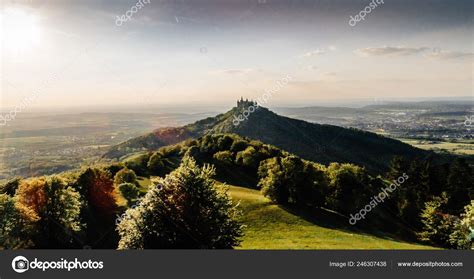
(0, 0), (473, 110)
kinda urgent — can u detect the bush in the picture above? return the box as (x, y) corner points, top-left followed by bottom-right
(117, 156), (243, 249)
(147, 152), (165, 175)
(0, 177), (21, 196)
(114, 168), (138, 185)
(118, 183), (140, 207)
(230, 140), (248, 152)
(213, 151), (234, 165)
(124, 153), (150, 176)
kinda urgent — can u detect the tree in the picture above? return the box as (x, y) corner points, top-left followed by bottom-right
(75, 168), (120, 248)
(0, 177), (21, 196)
(213, 151), (234, 165)
(0, 194), (36, 249)
(117, 156), (243, 249)
(114, 168), (137, 186)
(14, 177), (82, 248)
(258, 157), (288, 204)
(446, 158), (473, 214)
(325, 163), (371, 214)
(147, 152), (165, 175)
(118, 183), (140, 207)
(418, 194), (456, 248)
(76, 168), (119, 217)
(236, 146), (259, 168)
(449, 201), (474, 249)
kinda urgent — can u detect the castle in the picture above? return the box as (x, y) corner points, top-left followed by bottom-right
(236, 97), (258, 108)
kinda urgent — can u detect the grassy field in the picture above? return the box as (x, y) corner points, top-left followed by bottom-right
(228, 185), (435, 250)
(400, 139), (474, 155)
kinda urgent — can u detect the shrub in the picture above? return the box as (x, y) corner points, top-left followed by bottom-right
(124, 153), (150, 176)
(147, 152), (165, 175)
(230, 140), (248, 152)
(0, 177), (21, 196)
(117, 156), (243, 249)
(213, 151), (234, 165)
(118, 183), (140, 206)
(114, 168), (138, 185)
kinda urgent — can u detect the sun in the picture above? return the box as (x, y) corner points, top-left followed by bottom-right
(0, 7), (41, 55)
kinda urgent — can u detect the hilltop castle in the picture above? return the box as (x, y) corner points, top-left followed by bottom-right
(237, 97), (258, 108)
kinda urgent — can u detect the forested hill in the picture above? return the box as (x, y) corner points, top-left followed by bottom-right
(105, 101), (429, 174)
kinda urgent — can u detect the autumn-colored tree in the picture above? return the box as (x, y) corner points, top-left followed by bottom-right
(76, 168), (119, 217)
(16, 178), (48, 220)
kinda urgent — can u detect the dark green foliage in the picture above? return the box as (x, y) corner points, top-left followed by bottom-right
(124, 153), (150, 176)
(325, 163), (372, 214)
(0, 177), (21, 196)
(258, 156), (327, 207)
(230, 139), (248, 152)
(114, 168), (137, 186)
(104, 163), (126, 178)
(446, 158), (473, 214)
(34, 177), (83, 248)
(118, 183), (140, 207)
(147, 152), (165, 175)
(0, 194), (35, 249)
(117, 156), (243, 249)
(213, 151), (234, 165)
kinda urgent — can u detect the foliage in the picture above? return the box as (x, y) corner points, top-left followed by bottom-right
(117, 156), (243, 249)
(12, 177), (82, 248)
(76, 168), (119, 217)
(446, 158), (473, 214)
(118, 183), (140, 207)
(418, 194), (456, 247)
(325, 163), (372, 214)
(114, 168), (138, 186)
(147, 152), (165, 175)
(0, 177), (21, 196)
(213, 151), (234, 165)
(0, 194), (36, 249)
(258, 156), (327, 207)
(449, 201), (474, 249)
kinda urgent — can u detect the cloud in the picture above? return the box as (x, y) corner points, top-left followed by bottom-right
(214, 68), (255, 75)
(355, 46), (429, 56)
(301, 48), (326, 58)
(306, 65), (318, 71)
(425, 50), (474, 60)
(356, 46), (473, 60)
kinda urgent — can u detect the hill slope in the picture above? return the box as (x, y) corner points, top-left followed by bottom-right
(105, 101), (428, 173)
(230, 185), (434, 249)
